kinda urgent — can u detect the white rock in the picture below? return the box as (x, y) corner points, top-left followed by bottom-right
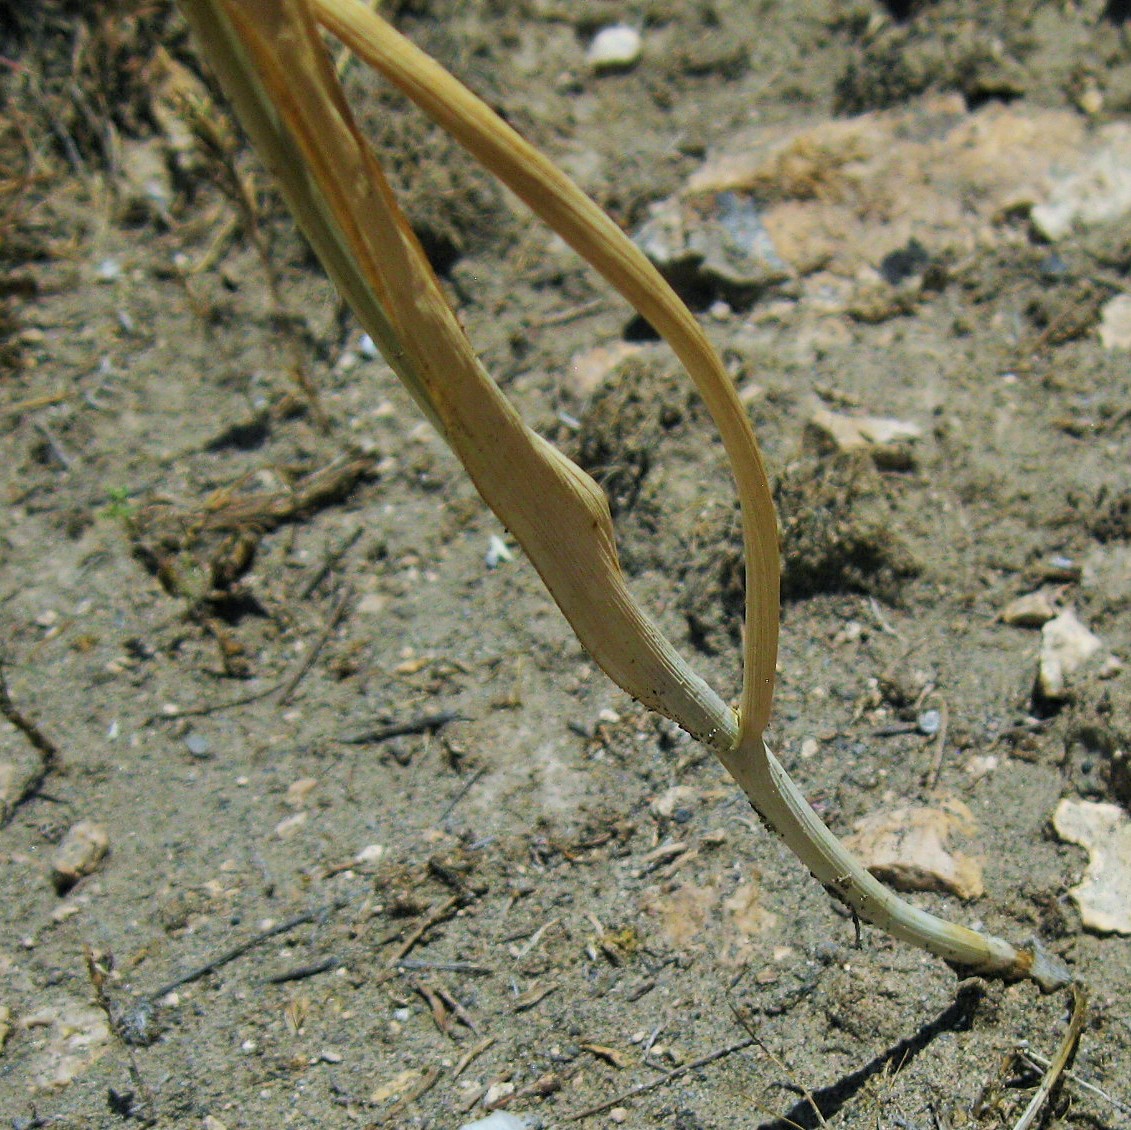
(459, 1112), (537, 1130)
(274, 811), (308, 839)
(354, 843), (386, 866)
(1038, 609), (1103, 700)
(1031, 124), (1131, 240)
(285, 777), (318, 807)
(1053, 799), (1131, 934)
(24, 1000), (112, 1090)
(0, 762), (15, 811)
(1099, 294), (1131, 351)
(51, 821), (110, 895)
(843, 800), (984, 900)
(806, 407), (922, 469)
(651, 785), (699, 819)
(565, 341), (641, 399)
(481, 1082), (515, 1108)
(485, 534), (513, 569)
(586, 24), (642, 72)
(1000, 589), (1058, 627)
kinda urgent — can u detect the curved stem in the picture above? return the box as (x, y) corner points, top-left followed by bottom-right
(313, 0), (780, 740)
(719, 736), (1073, 992)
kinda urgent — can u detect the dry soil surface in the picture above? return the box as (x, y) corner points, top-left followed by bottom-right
(1, 3), (1130, 1129)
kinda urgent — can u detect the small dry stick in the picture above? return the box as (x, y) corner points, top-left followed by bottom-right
(0, 657), (62, 825)
(452, 1035), (496, 1079)
(1016, 1045), (1131, 1118)
(148, 897), (349, 1000)
(565, 1037), (755, 1122)
(264, 955), (342, 984)
(375, 1064), (441, 1125)
(921, 695), (950, 791)
(85, 947), (158, 1126)
(1010, 982), (1088, 1130)
(276, 583), (352, 705)
(731, 1001), (828, 1128)
(385, 894), (463, 962)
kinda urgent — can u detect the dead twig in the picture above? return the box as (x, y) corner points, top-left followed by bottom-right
(452, 1035), (496, 1079)
(1010, 982), (1088, 1130)
(1015, 1043), (1131, 1119)
(437, 766), (486, 825)
(264, 955), (342, 984)
(921, 695), (950, 791)
(276, 584), (352, 705)
(732, 1000), (828, 1128)
(385, 895), (463, 962)
(337, 709), (466, 745)
(148, 897), (349, 1001)
(155, 588), (356, 720)
(396, 957), (493, 976)
(297, 525), (362, 598)
(85, 947), (158, 1126)
(0, 657), (62, 825)
(565, 1037), (754, 1121)
(374, 1064), (440, 1125)
(1, 390), (75, 418)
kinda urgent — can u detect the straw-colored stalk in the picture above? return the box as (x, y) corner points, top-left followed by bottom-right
(178, 0), (1072, 994)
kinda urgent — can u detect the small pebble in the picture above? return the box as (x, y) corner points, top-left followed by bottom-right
(52, 820), (110, 895)
(481, 1081), (515, 1107)
(95, 258), (122, 282)
(917, 709), (941, 737)
(485, 534), (513, 568)
(586, 24), (642, 72)
(1038, 609), (1103, 700)
(1001, 589), (1058, 628)
(1099, 294), (1131, 351)
(355, 843), (385, 866)
(285, 777), (318, 807)
(184, 732), (211, 759)
(274, 811), (308, 839)
(458, 1113), (536, 1130)
(0, 762), (15, 808)
(359, 333), (378, 359)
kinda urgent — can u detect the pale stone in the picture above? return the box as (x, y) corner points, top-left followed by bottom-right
(651, 785), (699, 819)
(1000, 589), (1058, 627)
(274, 811), (308, 839)
(806, 407), (922, 469)
(1099, 294), (1131, 351)
(51, 821), (110, 895)
(355, 843), (386, 866)
(1053, 799), (1131, 934)
(586, 25), (642, 72)
(285, 777), (318, 807)
(843, 800), (984, 900)
(564, 341), (641, 399)
(24, 1001), (112, 1090)
(1038, 609), (1103, 700)
(1031, 123), (1131, 239)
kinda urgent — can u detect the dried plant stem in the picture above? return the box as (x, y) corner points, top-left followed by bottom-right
(178, 0), (1075, 996)
(1010, 983), (1087, 1130)
(310, 0), (778, 740)
(723, 737), (1071, 989)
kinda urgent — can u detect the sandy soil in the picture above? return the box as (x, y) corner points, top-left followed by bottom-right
(1, 2), (1129, 1127)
